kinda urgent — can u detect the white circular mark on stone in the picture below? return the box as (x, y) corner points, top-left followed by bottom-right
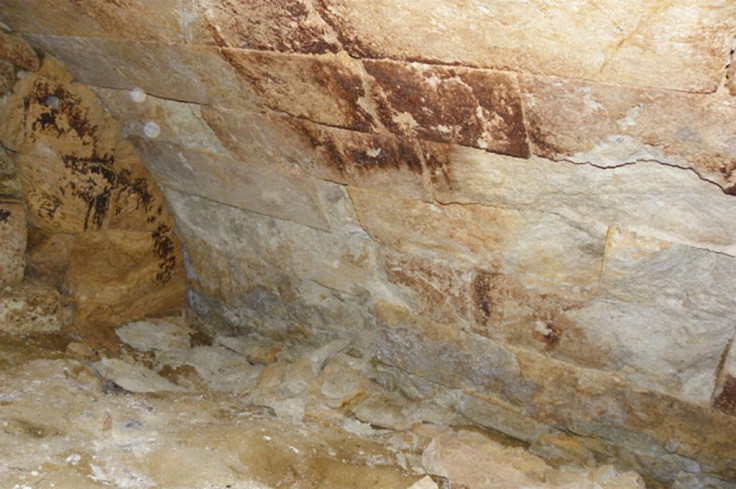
(45, 96), (60, 110)
(143, 121), (160, 139)
(129, 87), (146, 103)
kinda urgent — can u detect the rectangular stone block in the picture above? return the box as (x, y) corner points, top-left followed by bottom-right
(521, 75), (736, 192)
(365, 60), (529, 157)
(220, 49), (376, 131)
(349, 186), (604, 299)
(318, 0), (734, 92)
(0, 282), (61, 334)
(191, 0), (342, 54)
(567, 228), (736, 403)
(1, 0), (191, 43)
(24, 35), (257, 108)
(132, 138), (332, 231)
(0, 198), (26, 285)
(432, 146), (736, 255)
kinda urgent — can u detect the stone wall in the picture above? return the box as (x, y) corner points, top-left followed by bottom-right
(2, 2), (736, 486)
(0, 29), (187, 338)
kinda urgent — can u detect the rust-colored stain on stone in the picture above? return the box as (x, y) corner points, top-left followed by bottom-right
(365, 60), (530, 158)
(151, 223), (177, 284)
(222, 49), (375, 132)
(715, 375), (736, 416)
(204, 0), (341, 54)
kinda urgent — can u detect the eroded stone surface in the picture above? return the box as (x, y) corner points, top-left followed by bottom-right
(714, 336), (736, 417)
(0, 30), (39, 71)
(349, 186), (605, 299)
(521, 76), (736, 192)
(433, 146), (736, 255)
(0, 199), (26, 285)
(0, 282), (61, 333)
(365, 60), (529, 157)
(317, 0), (735, 92)
(65, 229), (187, 328)
(221, 49), (375, 131)
(198, 0), (341, 53)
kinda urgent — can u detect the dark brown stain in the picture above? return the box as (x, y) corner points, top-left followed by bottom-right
(27, 81), (97, 144)
(714, 375), (736, 416)
(61, 153), (116, 231)
(0, 208), (9, 223)
(365, 60), (530, 158)
(151, 223), (177, 284)
(220, 49), (374, 132)
(311, 0), (376, 57)
(293, 121), (424, 177)
(472, 271), (494, 321)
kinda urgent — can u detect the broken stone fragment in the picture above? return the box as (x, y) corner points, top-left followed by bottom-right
(116, 320), (192, 352)
(93, 358), (187, 393)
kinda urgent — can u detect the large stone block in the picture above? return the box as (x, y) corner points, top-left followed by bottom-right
(167, 189), (379, 300)
(23, 35), (257, 108)
(349, 186), (605, 299)
(521, 76), (736, 192)
(194, 0), (341, 54)
(0, 0), (191, 43)
(432, 146), (736, 255)
(132, 138), (332, 231)
(0, 198), (26, 285)
(365, 60), (529, 157)
(375, 302), (736, 483)
(317, 0), (734, 92)
(220, 49), (376, 131)
(65, 229), (187, 328)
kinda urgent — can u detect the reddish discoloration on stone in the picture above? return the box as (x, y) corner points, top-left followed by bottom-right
(715, 375), (736, 416)
(365, 60), (529, 157)
(471, 269), (610, 369)
(223, 49), (375, 132)
(202, 0), (341, 54)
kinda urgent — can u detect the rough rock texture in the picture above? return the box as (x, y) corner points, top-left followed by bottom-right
(0, 282), (61, 333)
(0, 198), (26, 285)
(0, 40), (187, 334)
(2, 3), (736, 486)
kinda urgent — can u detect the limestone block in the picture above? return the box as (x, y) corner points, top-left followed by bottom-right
(567, 228), (736, 403)
(92, 88), (226, 155)
(365, 60), (528, 157)
(0, 0), (191, 43)
(349, 186), (604, 299)
(0, 282), (61, 334)
(132, 139), (332, 231)
(24, 35), (256, 108)
(432, 146), (736, 254)
(318, 0), (734, 92)
(521, 75), (736, 191)
(376, 302), (736, 482)
(292, 121), (434, 201)
(93, 358), (187, 393)
(65, 229), (187, 328)
(166, 189), (379, 300)
(220, 49), (375, 131)
(0, 199), (26, 285)
(0, 30), (39, 70)
(194, 0), (341, 53)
